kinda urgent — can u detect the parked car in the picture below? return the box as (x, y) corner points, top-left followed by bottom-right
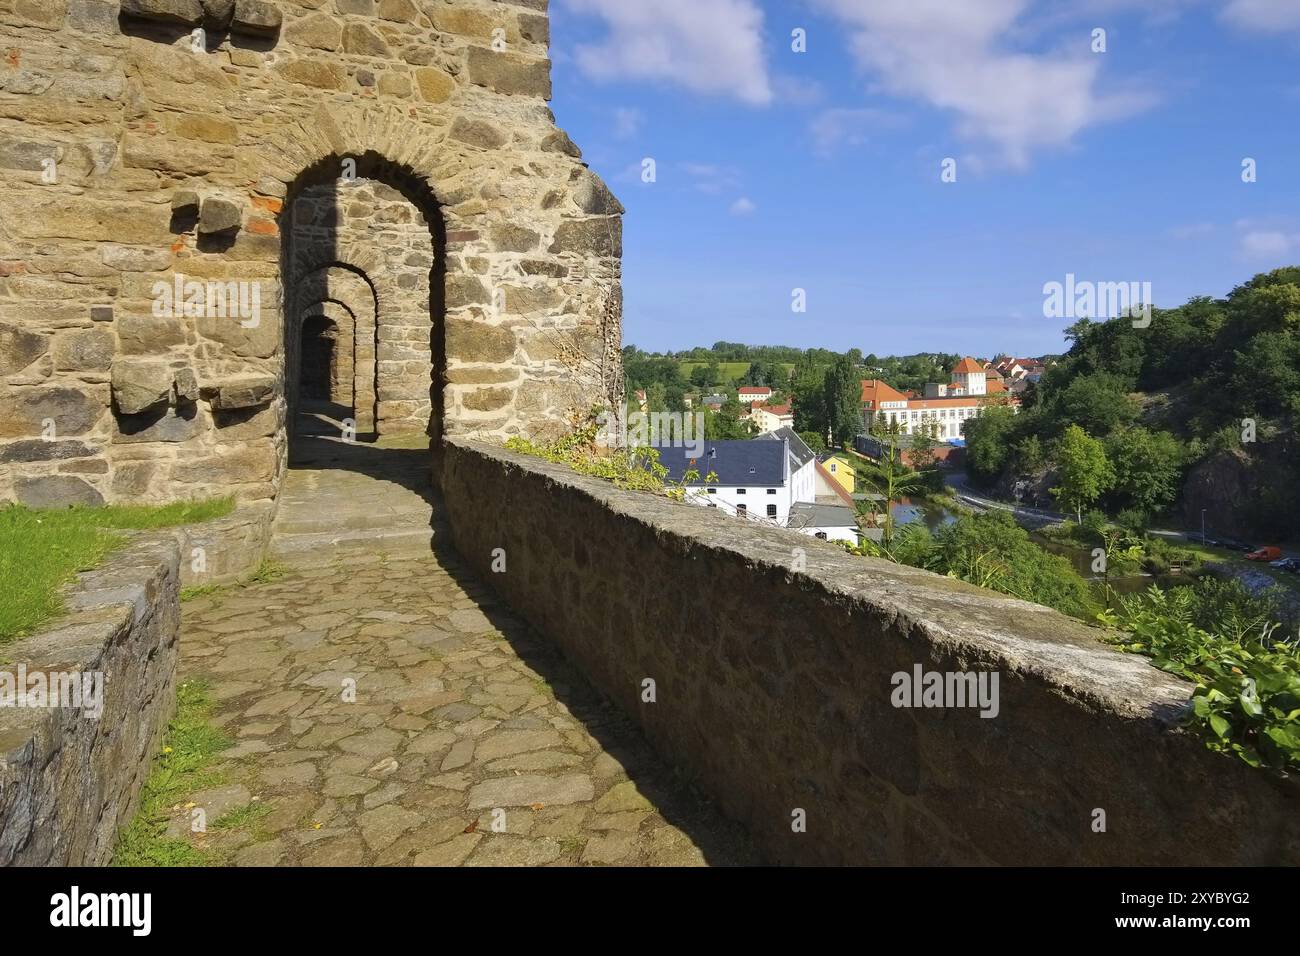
(1270, 557), (1300, 574)
(1246, 546), (1282, 561)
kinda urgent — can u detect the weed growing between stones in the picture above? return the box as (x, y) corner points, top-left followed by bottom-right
(113, 680), (232, 867)
(504, 418), (716, 500)
(180, 558), (290, 602)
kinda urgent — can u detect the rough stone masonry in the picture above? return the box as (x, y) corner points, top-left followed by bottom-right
(0, 0), (624, 507)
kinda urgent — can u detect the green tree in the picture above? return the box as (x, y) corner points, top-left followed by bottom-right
(689, 362), (719, 390)
(908, 421), (940, 471)
(1013, 434), (1046, 473)
(1104, 427), (1184, 516)
(962, 405), (1018, 485)
(791, 354), (826, 436)
(859, 443), (924, 546)
(1051, 425), (1114, 522)
(798, 430), (827, 454)
(1043, 372), (1139, 437)
(704, 399), (755, 439)
(822, 355), (861, 447)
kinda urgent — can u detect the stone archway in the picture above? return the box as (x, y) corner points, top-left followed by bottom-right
(299, 317), (338, 402)
(299, 301), (356, 409)
(292, 265), (378, 436)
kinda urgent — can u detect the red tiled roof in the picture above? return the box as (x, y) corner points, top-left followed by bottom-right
(900, 396), (1004, 409)
(738, 386), (772, 395)
(860, 379), (908, 407)
(952, 357), (983, 374)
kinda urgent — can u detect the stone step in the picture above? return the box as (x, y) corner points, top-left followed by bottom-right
(269, 526), (434, 558)
(273, 512), (431, 535)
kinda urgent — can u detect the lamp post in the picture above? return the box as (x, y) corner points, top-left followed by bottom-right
(1201, 508), (1207, 547)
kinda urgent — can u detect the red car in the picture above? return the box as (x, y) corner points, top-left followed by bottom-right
(1246, 547), (1282, 561)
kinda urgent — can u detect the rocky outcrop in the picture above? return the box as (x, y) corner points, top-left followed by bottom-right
(1181, 442), (1300, 541)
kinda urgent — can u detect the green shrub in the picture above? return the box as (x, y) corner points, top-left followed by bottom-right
(854, 511), (1096, 620)
(504, 423), (713, 500)
(1102, 586), (1300, 773)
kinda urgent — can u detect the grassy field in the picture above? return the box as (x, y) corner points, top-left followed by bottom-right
(677, 361), (796, 386)
(0, 498), (234, 644)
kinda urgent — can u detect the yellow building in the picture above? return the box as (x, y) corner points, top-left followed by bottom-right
(821, 454), (856, 494)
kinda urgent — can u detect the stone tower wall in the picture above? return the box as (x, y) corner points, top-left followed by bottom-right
(0, 0), (624, 507)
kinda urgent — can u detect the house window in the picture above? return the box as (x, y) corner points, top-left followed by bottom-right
(815, 532), (828, 540)
(737, 504), (747, 514)
(736, 488), (746, 495)
(706, 488), (717, 494)
(767, 489), (776, 494)
(767, 504), (777, 518)
(830, 463), (837, 472)
(707, 503), (717, 508)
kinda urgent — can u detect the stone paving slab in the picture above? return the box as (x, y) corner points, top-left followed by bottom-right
(177, 547), (757, 866)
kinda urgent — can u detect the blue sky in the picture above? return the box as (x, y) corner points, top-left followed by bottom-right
(545, 0), (1300, 357)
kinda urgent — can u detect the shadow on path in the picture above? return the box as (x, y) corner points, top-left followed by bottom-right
(261, 408), (759, 865)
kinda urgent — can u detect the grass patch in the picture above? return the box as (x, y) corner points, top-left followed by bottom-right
(557, 836), (588, 855)
(212, 801), (271, 832)
(0, 498), (234, 643)
(246, 559), (288, 585)
(180, 583), (224, 602)
(112, 679), (233, 867)
(179, 558), (292, 603)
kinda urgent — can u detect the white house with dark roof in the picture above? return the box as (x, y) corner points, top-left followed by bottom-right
(657, 429), (847, 541)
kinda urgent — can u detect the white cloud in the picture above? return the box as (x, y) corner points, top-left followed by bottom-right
(809, 107), (902, 154)
(730, 197), (758, 215)
(811, 0), (1158, 168)
(1240, 230), (1298, 259)
(561, 0), (772, 105)
(772, 73), (826, 106)
(680, 162), (743, 194)
(612, 107), (643, 139)
(1222, 0), (1300, 32)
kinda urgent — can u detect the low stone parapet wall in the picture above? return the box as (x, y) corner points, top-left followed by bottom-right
(174, 501), (275, 588)
(442, 438), (1300, 865)
(0, 535), (180, 866)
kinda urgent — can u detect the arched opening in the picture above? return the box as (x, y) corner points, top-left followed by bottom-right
(278, 152), (445, 483)
(299, 316), (338, 402)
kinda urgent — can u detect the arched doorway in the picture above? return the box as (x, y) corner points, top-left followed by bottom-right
(279, 154), (443, 471)
(299, 316), (339, 402)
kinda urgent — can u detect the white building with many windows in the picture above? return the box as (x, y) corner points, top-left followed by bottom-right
(860, 357), (1017, 440)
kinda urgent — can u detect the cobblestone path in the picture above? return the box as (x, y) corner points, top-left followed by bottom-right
(171, 423), (754, 866)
